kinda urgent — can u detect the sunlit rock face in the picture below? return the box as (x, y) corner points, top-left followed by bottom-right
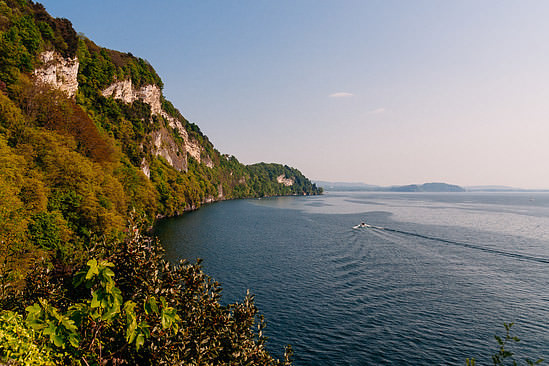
(34, 51), (79, 97)
(102, 79), (213, 173)
(102, 80), (162, 115)
(277, 175), (295, 186)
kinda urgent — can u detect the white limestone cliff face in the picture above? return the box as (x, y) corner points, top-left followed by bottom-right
(33, 51), (79, 97)
(102, 80), (162, 115)
(150, 127), (187, 172)
(160, 112), (212, 167)
(102, 79), (213, 172)
(277, 175), (295, 186)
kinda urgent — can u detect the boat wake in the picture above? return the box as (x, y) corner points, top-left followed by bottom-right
(354, 224), (549, 264)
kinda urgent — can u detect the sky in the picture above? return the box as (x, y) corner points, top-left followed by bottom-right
(39, 0), (549, 189)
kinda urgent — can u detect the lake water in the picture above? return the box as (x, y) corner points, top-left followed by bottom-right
(155, 192), (549, 365)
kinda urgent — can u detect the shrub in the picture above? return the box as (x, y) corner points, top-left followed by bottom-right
(1, 221), (293, 365)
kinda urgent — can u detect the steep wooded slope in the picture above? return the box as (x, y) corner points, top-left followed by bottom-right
(0, 0), (321, 252)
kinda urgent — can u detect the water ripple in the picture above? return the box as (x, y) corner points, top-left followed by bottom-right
(157, 194), (549, 365)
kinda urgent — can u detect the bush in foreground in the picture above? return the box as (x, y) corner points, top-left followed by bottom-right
(0, 220), (292, 365)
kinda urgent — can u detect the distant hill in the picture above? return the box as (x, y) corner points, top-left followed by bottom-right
(390, 182), (465, 192)
(317, 181), (466, 192)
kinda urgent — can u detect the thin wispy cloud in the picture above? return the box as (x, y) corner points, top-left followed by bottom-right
(329, 92), (354, 98)
(368, 107), (386, 114)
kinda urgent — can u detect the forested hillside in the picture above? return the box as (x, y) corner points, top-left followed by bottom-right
(0, 0), (321, 265)
(0, 1), (318, 364)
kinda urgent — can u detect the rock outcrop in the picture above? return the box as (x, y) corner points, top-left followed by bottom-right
(102, 79), (213, 171)
(160, 112), (211, 167)
(33, 51), (79, 97)
(102, 80), (162, 115)
(32, 51), (213, 176)
(150, 127), (187, 172)
(277, 174), (295, 186)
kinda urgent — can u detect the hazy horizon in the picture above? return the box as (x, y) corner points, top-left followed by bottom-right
(313, 180), (549, 190)
(40, 1), (549, 190)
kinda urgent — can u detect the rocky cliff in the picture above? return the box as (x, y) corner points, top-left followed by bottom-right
(33, 50), (78, 97)
(33, 51), (212, 176)
(101, 78), (212, 175)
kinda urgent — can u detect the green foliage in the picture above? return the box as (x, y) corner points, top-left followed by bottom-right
(0, 310), (56, 365)
(28, 212), (64, 251)
(1, 223), (293, 365)
(244, 162), (323, 197)
(149, 156), (219, 215)
(13, 78), (116, 163)
(73, 258), (124, 323)
(0, 134), (26, 236)
(0, 1), (78, 85)
(114, 159), (158, 220)
(76, 37), (163, 94)
(466, 323), (543, 366)
(0, 13), (41, 83)
(26, 299), (79, 349)
(121, 54), (163, 89)
(77, 41), (116, 91)
(0, 90), (27, 145)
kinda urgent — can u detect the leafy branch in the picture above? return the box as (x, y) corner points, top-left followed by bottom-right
(466, 323), (543, 366)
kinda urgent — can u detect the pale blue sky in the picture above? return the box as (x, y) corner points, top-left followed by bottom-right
(40, 1), (549, 188)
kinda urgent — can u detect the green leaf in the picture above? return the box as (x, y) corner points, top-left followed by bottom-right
(68, 335), (79, 348)
(124, 300), (137, 315)
(51, 334), (65, 348)
(25, 303), (42, 316)
(112, 286), (123, 306)
(135, 333), (145, 351)
(126, 327), (136, 344)
(161, 312), (169, 329)
(43, 323), (57, 337)
(103, 267), (115, 278)
(25, 303), (44, 329)
(60, 317), (77, 333)
(86, 258), (99, 280)
(144, 297), (158, 315)
(72, 271), (86, 288)
(91, 291), (100, 308)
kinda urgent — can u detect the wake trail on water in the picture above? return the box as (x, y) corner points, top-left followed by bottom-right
(355, 225), (549, 264)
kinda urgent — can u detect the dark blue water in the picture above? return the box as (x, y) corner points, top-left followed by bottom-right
(155, 192), (549, 365)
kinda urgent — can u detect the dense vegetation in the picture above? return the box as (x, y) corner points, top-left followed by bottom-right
(1, 220), (293, 365)
(0, 1), (320, 364)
